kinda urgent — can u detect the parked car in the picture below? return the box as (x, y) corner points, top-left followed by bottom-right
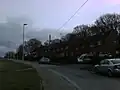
(38, 57), (50, 64)
(77, 54), (93, 64)
(94, 58), (120, 76)
(99, 53), (113, 58)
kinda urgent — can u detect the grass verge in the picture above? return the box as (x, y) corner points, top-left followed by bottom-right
(0, 60), (42, 90)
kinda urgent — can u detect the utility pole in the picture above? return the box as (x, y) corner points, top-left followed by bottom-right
(16, 48), (18, 60)
(9, 53), (11, 60)
(15, 43), (19, 60)
(49, 34), (51, 45)
(8, 53), (10, 60)
(22, 24), (27, 61)
(17, 53), (18, 60)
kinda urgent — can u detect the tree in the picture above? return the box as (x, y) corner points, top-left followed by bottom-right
(61, 33), (76, 42)
(51, 39), (61, 44)
(87, 25), (101, 36)
(73, 25), (89, 33)
(95, 13), (120, 33)
(16, 44), (23, 59)
(16, 38), (42, 60)
(4, 51), (15, 59)
(44, 40), (49, 46)
(26, 38), (42, 53)
(73, 25), (90, 37)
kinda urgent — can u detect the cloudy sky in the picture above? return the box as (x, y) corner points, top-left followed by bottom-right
(0, 0), (120, 56)
(1, 0), (120, 29)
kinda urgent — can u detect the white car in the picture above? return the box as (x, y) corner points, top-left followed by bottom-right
(77, 54), (92, 63)
(94, 58), (120, 76)
(38, 57), (50, 64)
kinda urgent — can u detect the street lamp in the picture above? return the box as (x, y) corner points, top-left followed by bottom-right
(22, 24), (27, 61)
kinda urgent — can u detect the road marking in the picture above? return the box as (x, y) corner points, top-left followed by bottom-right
(48, 69), (82, 90)
(16, 68), (33, 71)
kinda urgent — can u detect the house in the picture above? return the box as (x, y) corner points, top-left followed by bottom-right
(66, 30), (119, 56)
(38, 29), (120, 59)
(81, 29), (120, 57)
(87, 30), (111, 53)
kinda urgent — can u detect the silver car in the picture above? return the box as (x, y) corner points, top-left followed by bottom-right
(77, 54), (92, 63)
(38, 57), (50, 64)
(94, 59), (120, 76)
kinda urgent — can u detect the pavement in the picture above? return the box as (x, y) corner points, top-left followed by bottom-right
(12, 60), (120, 90)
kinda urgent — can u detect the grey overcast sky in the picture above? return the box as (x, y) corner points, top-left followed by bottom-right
(0, 0), (120, 31)
(0, 0), (120, 56)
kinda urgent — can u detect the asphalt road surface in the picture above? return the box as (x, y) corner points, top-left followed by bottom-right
(31, 63), (120, 90)
(12, 60), (120, 90)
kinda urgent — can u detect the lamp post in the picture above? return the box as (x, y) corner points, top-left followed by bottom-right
(22, 24), (27, 61)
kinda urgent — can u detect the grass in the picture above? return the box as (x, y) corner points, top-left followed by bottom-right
(0, 60), (42, 90)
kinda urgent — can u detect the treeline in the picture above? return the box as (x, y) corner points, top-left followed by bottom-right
(4, 13), (120, 63)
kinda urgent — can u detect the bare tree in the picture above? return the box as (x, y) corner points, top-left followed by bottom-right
(87, 25), (101, 36)
(95, 13), (120, 33)
(73, 25), (89, 33)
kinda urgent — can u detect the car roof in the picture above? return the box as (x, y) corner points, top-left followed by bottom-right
(80, 54), (93, 57)
(105, 58), (120, 61)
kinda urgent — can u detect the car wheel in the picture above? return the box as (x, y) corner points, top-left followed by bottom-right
(108, 70), (112, 77)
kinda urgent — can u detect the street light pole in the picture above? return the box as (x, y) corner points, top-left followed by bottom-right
(16, 44), (18, 60)
(22, 24), (27, 61)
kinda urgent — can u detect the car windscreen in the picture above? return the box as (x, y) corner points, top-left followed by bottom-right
(111, 60), (120, 64)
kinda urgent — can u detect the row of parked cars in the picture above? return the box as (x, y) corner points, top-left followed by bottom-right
(38, 53), (120, 77)
(77, 53), (120, 76)
(77, 53), (112, 64)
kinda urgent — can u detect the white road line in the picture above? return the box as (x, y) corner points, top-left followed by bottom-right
(16, 68), (33, 71)
(48, 69), (82, 90)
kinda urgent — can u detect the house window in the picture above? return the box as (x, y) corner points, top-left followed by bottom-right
(76, 48), (78, 50)
(113, 41), (117, 43)
(98, 41), (101, 45)
(116, 51), (119, 54)
(90, 44), (95, 47)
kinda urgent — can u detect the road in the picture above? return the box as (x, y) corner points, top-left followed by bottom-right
(12, 60), (120, 90)
(31, 63), (120, 90)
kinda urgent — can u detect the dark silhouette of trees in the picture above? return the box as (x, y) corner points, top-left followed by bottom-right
(4, 13), (120, 64)
(95, 13), (120, 33)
